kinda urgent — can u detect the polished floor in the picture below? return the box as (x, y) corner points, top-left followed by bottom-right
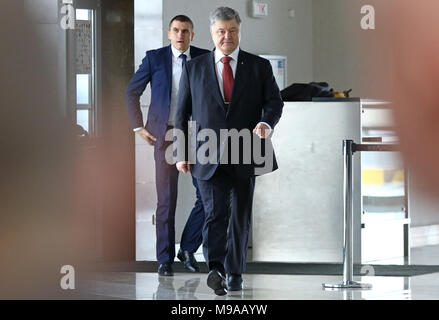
(78, 270), (439, 300)
(74, 245), (439, 300)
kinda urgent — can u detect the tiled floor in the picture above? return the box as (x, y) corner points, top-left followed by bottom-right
(77, 271), (439, 300)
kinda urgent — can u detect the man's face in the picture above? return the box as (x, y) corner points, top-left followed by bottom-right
(168, 20), (194, 53)
(211, 19), (240, 55)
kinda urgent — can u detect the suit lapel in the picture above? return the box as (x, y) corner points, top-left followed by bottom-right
(165, 45), (172, 99)
(206, 51), (227, 111)
(228, 50), (249, 115)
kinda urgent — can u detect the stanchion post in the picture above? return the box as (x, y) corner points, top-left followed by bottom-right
(343, 139), (354, 283)
(323, 140), (372, 290)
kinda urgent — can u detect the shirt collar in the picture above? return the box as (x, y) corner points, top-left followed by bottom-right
(171, 45), (190, 59)
(215, 46), (240, 63)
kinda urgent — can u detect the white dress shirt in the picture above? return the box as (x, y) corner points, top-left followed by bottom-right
(214, 46), (240, 100)
(168, 45), (191, 126)
(214, 47), (272, 133)
(133, 45), (190, 131)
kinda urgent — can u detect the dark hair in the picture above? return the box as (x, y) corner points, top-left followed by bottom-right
(169, 15), (194, 31)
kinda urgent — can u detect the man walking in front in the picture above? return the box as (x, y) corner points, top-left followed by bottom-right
(174, 7), (283, 295)
(126, 15), (209, 276)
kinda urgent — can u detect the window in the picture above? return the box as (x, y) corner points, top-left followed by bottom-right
(74, 7), (98, 135)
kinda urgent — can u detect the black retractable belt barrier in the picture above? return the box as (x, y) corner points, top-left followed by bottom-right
(322, 140), (401, 290)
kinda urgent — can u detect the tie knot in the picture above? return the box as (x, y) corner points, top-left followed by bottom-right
(221, 56), (232, 64)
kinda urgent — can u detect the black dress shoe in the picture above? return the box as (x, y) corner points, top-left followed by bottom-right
(207, 269), (227, 296)
(177, 248), (200, 272)
(227, 274), (243, 291)
(158, 262), (174, 276)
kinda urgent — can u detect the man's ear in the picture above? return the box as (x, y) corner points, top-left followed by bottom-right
(191, 32), (195, 41)
(167, 30), (171, 41)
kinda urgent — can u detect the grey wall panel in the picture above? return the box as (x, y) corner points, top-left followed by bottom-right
(174, 171), (198, 243)
(136, 182), (158, 261)
(135, 144), (156, 184)
(252, 101), (362, 263)
(135, 0), (163, 106)
(134, 0), (163, 261)
(163, 0), (313, 86)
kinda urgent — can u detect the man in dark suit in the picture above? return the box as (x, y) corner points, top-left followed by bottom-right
(174, 7), (283, 295)
(126, 15), (210, 276)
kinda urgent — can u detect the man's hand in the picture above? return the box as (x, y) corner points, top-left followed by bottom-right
(176, 161), (191, 173)
(253, 122), (271, 139)
(137, 128), (157, 145)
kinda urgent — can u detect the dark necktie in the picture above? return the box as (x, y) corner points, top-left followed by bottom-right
(179, 53), (187, 67)
(221, 56), (234, 103)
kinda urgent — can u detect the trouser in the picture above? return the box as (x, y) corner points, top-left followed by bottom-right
(196, 166), (255, 275)
(154, 141), (205, 264)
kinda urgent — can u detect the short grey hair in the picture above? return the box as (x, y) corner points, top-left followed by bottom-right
(209, 7), (241, 28)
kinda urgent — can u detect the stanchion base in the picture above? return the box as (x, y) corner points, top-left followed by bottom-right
(322, 281), (372, 290)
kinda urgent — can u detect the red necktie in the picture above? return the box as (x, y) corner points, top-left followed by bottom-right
(221, 56), (234, 103)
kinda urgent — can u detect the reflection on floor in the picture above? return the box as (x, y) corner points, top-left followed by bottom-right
(76, 270), (439, 300)
(72, 245), (439, 300)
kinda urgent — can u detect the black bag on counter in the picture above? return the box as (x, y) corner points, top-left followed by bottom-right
(281, 82), (334, 101)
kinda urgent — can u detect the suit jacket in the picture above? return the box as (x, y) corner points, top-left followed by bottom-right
(126, 45), (210, 148)
(174, 49), (284, 180)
